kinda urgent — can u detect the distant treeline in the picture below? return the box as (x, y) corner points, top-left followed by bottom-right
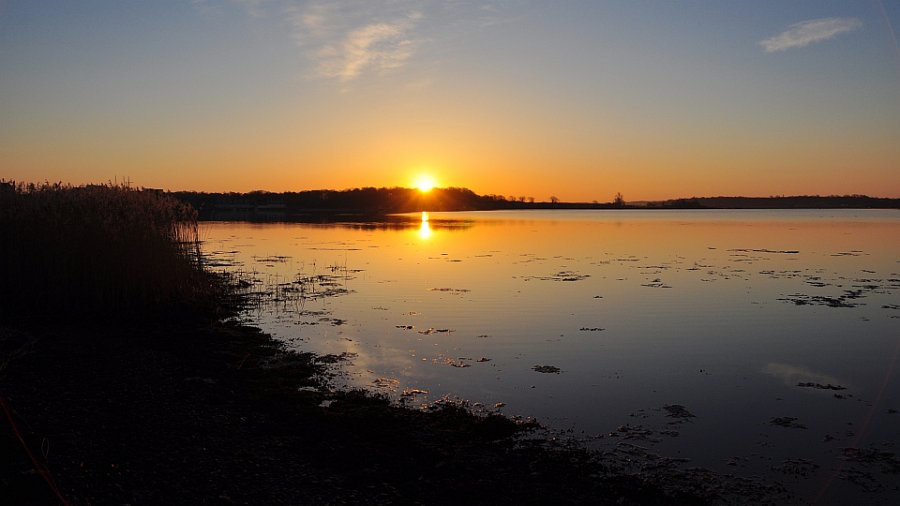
(169, 188), (899, 219)
(653, 195), (900, 209)
(170, 187), (622, 220)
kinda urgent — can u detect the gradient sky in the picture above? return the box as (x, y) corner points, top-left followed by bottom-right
(2, 1), (899, 201)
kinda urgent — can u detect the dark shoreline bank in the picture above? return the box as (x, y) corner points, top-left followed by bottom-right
(1, 317), (784, 505)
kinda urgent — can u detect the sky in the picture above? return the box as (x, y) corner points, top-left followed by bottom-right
(2, 0), (899, 201)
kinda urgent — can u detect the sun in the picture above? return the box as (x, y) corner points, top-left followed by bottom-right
(414, 175), (437, 193)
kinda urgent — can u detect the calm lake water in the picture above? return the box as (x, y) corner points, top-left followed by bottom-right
(202, 209), (900, 503)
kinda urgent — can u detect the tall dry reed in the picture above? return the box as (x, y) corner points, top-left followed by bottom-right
(0, 182), (223, 320)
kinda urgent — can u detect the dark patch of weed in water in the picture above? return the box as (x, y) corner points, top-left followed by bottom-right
(523, 271), (590, 282)
(429, 287), (471, 294)
(770, 417), (807, 429)
(663, 405), (696, 419)
(841, 448), (900, 474)
(797, 382), (846, 391)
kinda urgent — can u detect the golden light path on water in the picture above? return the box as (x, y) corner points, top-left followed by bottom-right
(417, 211), (431, 241)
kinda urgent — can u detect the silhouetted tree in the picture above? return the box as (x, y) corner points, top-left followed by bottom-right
(613, 192), (625, 208)
(550, 196), (559, 204)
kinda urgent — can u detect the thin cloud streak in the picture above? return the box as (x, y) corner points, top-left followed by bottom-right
(222, 0), (523, 85)
(286, 1), (423, 83)
(760, 17), (862, 53)
(319, 13), (422, 82)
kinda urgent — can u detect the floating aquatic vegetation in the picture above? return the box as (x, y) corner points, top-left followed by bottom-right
(778, 293), (861, 308)
(612, 424), (657, 441)
(797, 382), (846, 391)
(205, 260), (238, 268)
(297, 309), (328, 317)
(663, 405), (695, 419)
(729, 248), (800, 254)
(418, 328), (453, 335)
(770, 417), (806, 429)
(253, 255), (291, 263)
(434, 355), (471, 368)
(524, 271), (590, 282)
(642, 279), (672, 288)
(372, 377), (400, 389)
(760, 269), (804, 280)
(533, 365), (561, 374)
(429, 287), (472, 293)
(579, 327), (605, 332)
(841, 448), (900, 474)
(772, 459), (820, 477)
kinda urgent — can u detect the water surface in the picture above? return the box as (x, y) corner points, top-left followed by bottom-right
(202, 210), (900, 503)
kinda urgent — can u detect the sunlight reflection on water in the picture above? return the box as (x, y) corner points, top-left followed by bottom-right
(417, 211), (431, 240)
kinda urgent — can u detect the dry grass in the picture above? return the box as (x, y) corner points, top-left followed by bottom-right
(0, 181), (224, 320)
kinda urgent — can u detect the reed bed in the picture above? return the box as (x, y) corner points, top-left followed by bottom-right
(0, 181), (224, 320)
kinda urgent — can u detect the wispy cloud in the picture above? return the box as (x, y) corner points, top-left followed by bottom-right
(215, 0), (520, 85)
(318, 13), (422, 82)
(760, 17), (862, 53)
(286, 1), (424, 83)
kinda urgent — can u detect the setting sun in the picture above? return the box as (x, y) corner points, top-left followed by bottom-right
(415, 176), (436, 193)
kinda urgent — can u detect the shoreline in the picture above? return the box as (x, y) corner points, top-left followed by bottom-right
(1, 317), (782, 505)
